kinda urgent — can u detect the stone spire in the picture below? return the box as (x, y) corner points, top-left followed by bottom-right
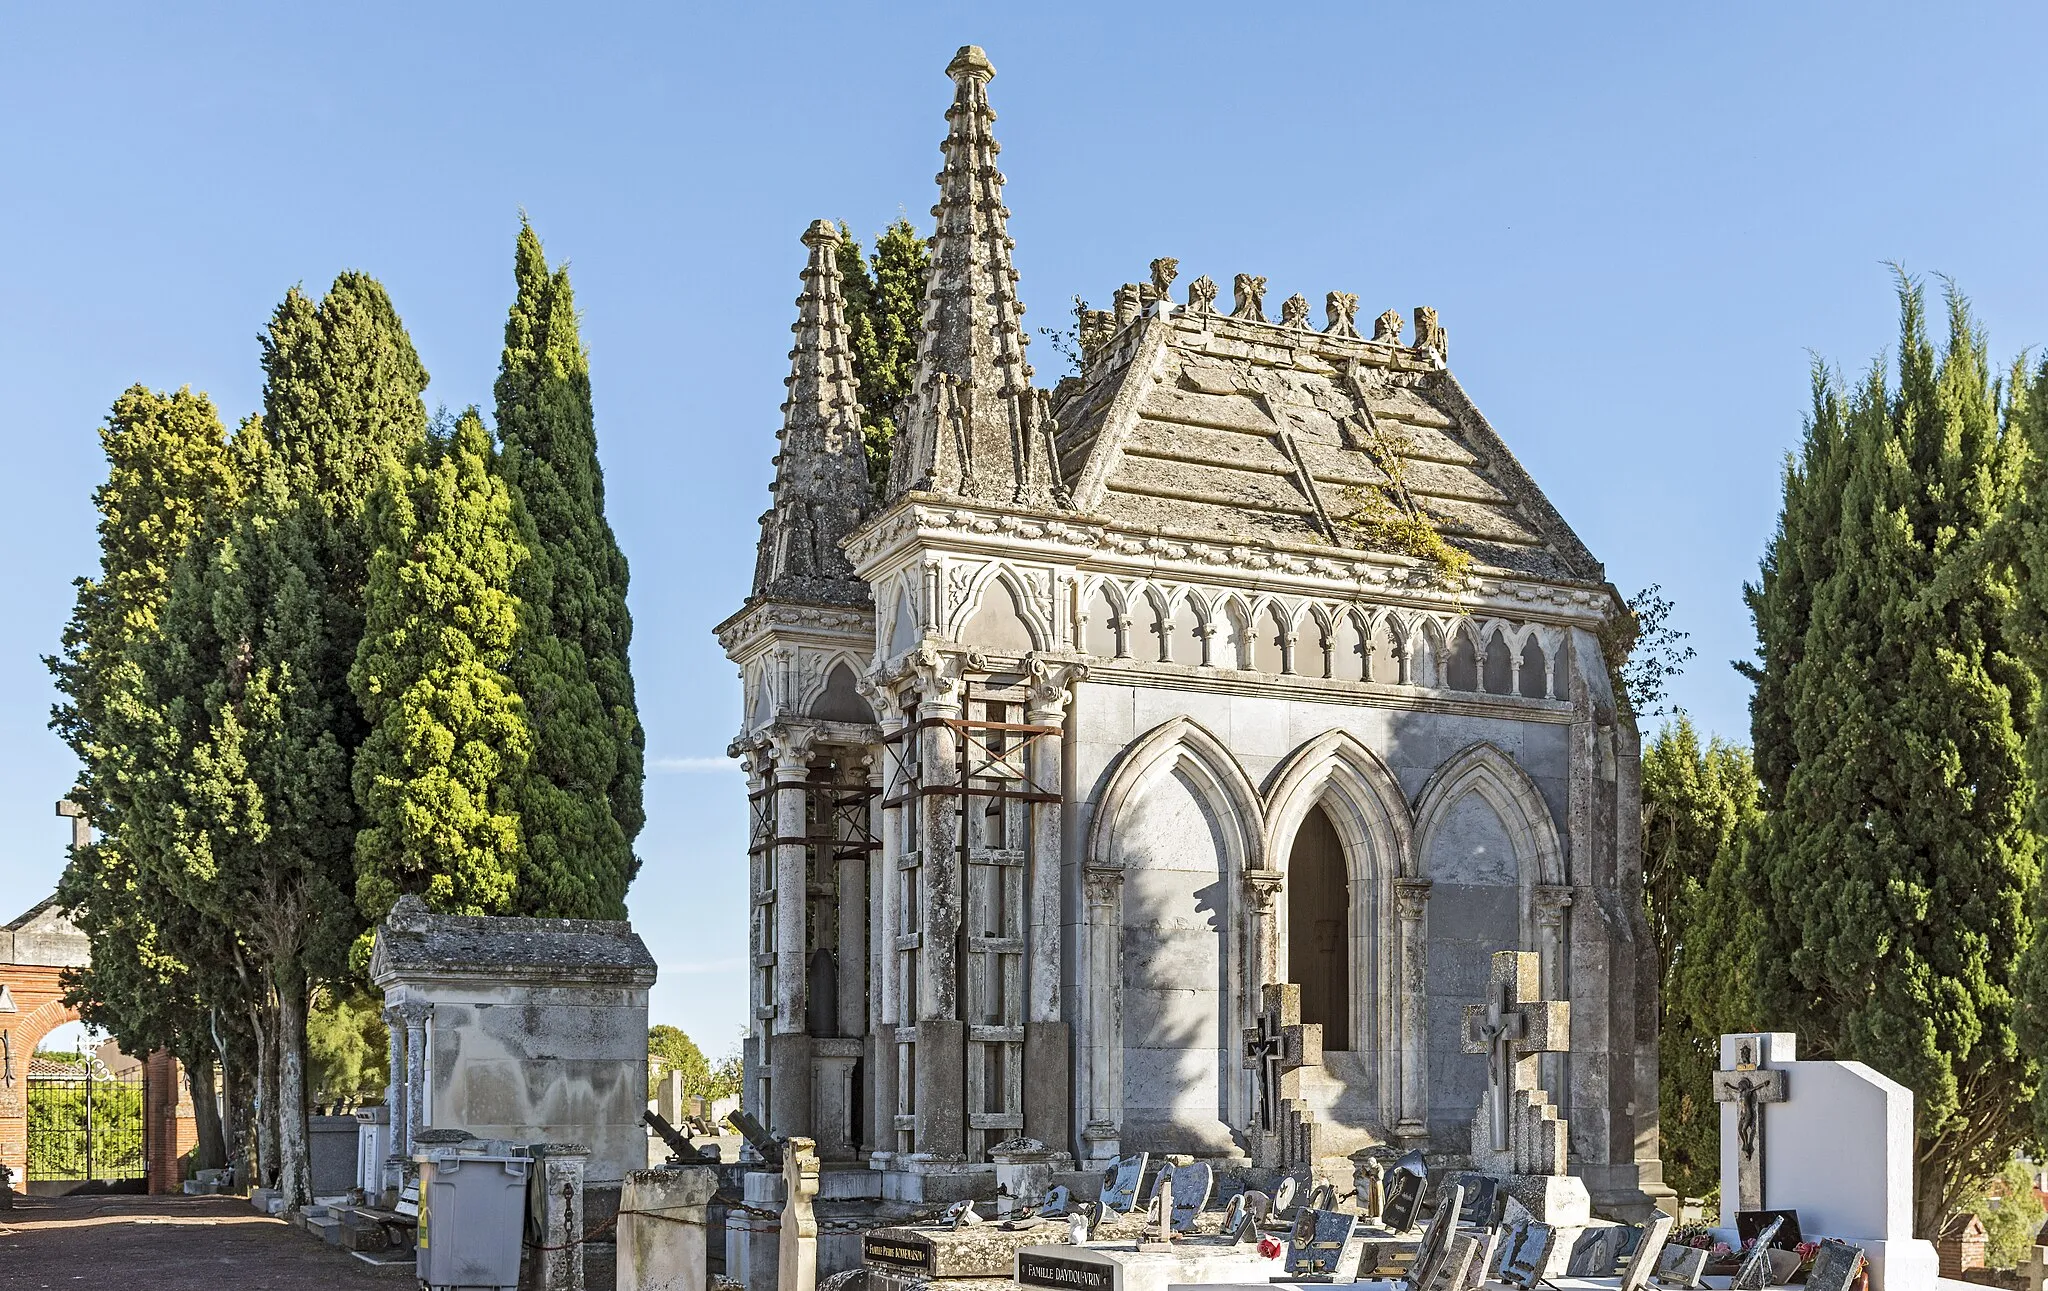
(886, 45), (1067, 509)
(751, 219), (873, 606)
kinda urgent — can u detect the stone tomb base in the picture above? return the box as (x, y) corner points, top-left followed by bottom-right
(1015, 1240), (1286, 1291)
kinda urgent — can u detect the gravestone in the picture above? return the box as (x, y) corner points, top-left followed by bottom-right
(1463, 1228), (1501, 1291)
(1403, 1184), (1464, 1291)
(1807, 1240), (1868, 1291)
(1454, 1175), (1500, 1229)
(1461, 951), (1586, 1225)
(1102, 1154), (1148, 1214)
(1565, 1224), (1628, 1277)
(1498, 1219), (1556, 1290)
(1652, 1242), (1708, 1289)
(1731, 1215), (1783, 1291)
(1168, 1162), (1212, 1232)
(1243, 983), (1322, 1170)
(1382, 1167), (1427, 1233)
(1714, 1032), (1938, 1291)
(1287, 1209), (1361, 1279)
(1426, 1234), (1482, 1291)
(1619, 1214), (1676, 1291)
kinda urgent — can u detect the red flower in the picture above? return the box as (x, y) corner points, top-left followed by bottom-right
(1259, 1239), (1284, 1260)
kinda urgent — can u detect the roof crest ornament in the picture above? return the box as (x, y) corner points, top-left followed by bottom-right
(1186, 275), (1219, 316)
(1230, 273), (1268, 322)
(1374, 309), (1404, 344)
(1279, 293), (1311, 330)
(1325, 292), (1361, 338)
(1413, 306), (1449, 363)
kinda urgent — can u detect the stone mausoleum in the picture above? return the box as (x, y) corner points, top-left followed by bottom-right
(715, 44), (1664, 1219)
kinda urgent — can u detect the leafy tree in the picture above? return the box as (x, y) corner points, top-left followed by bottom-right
(495, 220), (642, 919)
(351, 409), (531, 927)
(47, 386), (245, 1173)
(1742, 275), (2039, 1235)
(306, 986), (388, 1111)
(1975, 1156), (2048, 1269)
(148, 272), (429, 1209)
(647, 1024), (711, 1099)
(708, 1047), (743, 1103)
(837, 218), (929, 499)
(1641, 715), (1761, 1200)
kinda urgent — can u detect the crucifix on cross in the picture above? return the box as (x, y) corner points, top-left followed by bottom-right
(1461, 951), (1570, 1169)
(1712, 1036), (1789, 1212)
(1244, 982), (1321, 1135)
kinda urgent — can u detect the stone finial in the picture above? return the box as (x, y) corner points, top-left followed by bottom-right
(1230, 273), (1268, 322)
(1149, 257), (1179, 300)
(386, 894), (432, 932)
(888, 45), (1065, 509)
(1373, 309), (1403, 344)
(1325, 292), (1360, 338)
(1186, 275), (1219, 315)
(1412, 306), (1448, 360)
(1114, 283), (1143, 329)
(947, 44), (996, 84)
(1078, 309), (1115, 361)
(1279, 293), (1310, 330)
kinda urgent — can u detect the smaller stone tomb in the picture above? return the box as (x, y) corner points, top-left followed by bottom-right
(1652, 1243), (1708, 1289)
(1498, 1220), (1556, 1290)
(1103, 1154), (1149, 1214)
(1286, 1209), (1360, 1279)
(1618, 1214), (1676, 1291)
(1807, 1241), (1868, 1291)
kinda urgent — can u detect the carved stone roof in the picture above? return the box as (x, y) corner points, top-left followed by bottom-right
(1051, 308), (1603, 583)
(368, 896), (657, 988)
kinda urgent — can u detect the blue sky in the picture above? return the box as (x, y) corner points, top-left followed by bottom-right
(5, 5), (2048, 1054)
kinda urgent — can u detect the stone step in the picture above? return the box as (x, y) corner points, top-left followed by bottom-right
(305, 1213), (343, 1246)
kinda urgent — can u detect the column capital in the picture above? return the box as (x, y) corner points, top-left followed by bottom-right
(1394, 878), (1433, 918)
(1023, 652), (1088, 722)
(767, 722), (818, 772)
(1083, 866), (1124, 905)
(1244, 867), (1284, 914)
(392, 1000), (433, 1026)
(1533, 884), (1575, 927)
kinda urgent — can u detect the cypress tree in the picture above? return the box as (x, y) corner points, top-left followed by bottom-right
(494, 221), (642, 918)
(837, 218), (929, 499)
(48, 385), (244, 1171)
(352, 410), (531, 921)
(151, 273), (429, 1209)
(1744, 276), (2038, 1234)
(1999, 356), (2048, 1141)
(1641, 715), (1761, 1199)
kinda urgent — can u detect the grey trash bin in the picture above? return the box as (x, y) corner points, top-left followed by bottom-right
(415, 1148), (532, 1290)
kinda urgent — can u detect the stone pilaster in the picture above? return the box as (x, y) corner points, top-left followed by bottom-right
(770, 726), (816, 1038)
(396, 1001), (431, 1154)
(1077, 866), (1124, 1168)
(910, 646), (968, 1157)
(1534, 884), (1574, 1117)
(1394, 879), (1432, 1142)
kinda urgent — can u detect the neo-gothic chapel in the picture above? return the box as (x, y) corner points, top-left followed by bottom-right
(716, 45), (1663, 1218)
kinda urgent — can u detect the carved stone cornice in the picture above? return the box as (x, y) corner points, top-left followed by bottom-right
(714, 599), (876, 658)
(844, 500), (1618, 625)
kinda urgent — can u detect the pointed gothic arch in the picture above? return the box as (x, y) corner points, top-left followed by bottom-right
(1410, 741), (1565, 888)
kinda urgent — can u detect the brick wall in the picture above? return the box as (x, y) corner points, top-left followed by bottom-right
(143, 1050), (196, 1194)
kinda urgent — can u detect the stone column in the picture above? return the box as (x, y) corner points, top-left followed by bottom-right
(1245, 869), (1283, 993)
(1393, 879), (1432, 1141)
(1078, 866), (1124, 1169)
(837, 754), (871, 1043)
(527, 1143), (589, 1291)
(1023, 657), (1081, 1158)
(1534, 884), (1574, 1114)
(870, 705), (903, 1167)
(911, 650), (966, 1158)
(396, 1001), (432, 1156)
(778, 1137), (820, 1291)
(381, 1005), (408, 1196)
(768, 727), (816, 1139)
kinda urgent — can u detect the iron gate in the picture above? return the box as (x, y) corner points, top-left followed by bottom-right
(26, 1056), (145, 1183)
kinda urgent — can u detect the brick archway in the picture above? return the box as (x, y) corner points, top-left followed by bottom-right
(1, 962), (80, 1185)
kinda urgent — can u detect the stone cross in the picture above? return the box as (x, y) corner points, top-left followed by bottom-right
(1461, 951), (1569, 1160)
(1711, 1037), (1788, 1212)
(1244, 982), (1321, 1135)
(55, 798), (89, 852)
(779, 1136), (820, 1291)
(2019, 1244), (2048, 1291)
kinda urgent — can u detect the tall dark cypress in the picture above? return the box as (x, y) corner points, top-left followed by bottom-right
(495, 220), (642, 918)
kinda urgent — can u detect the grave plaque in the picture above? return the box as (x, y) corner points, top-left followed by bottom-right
(1403, 1185), (1465, 1291)
(1286, 1209), (1360, 1278)
(1169, 1161), (1213, 1231)
(1101, 1154), (1148, 1214)
(864, 1232), (935, 1272)
(1463, 1227), (1502, 1291)
(1567, 1225), (1628, 1277)
(1457, 1176), (1501, 1229)
(1731, 1216), (1784, 1291)
(1805, 1240), (1866, 1291)
(1273, 1175), (1300, 1217)
(1619, 1214), (1676, 1291)
(1651, 1243), (1708, 1289)
(1382, 1170), (1428, 1233)
(1498, 1220), (1556, 1290)
(1422, 1233), (1481, 1291)
(1019, 1249), (1118, 1291)
(1736, 1210), (1802, 1251)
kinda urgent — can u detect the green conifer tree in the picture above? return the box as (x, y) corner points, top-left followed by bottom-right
(1744, 276), (2038, 1234)
(48, 385), (244, 1171)
(494, 221), (642, 918)
(352, 410), (531, 923)
(1641, 715), (1761, 1199)
(837, 218), (929, 499)
(150, 273), (429, 1209)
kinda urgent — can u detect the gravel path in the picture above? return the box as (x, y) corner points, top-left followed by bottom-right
(0, 1192), (406, 1290)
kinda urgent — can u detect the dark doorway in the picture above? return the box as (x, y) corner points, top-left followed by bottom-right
(1287, 804), (1350, 1050)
